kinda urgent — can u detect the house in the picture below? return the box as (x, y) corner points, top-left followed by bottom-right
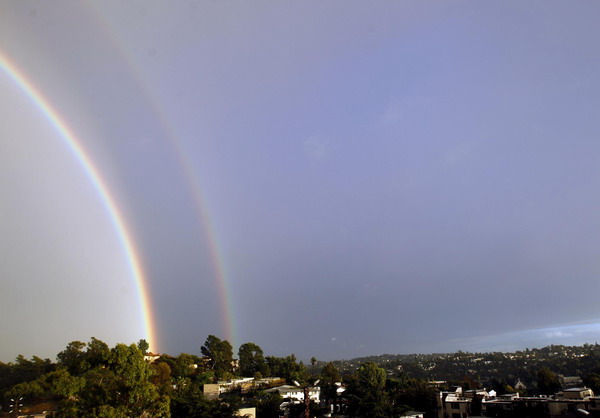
(438, 386), (476, 418)
(481, 388), (598, 417)
(144, 352), (160, 363)
(217, 377), (258, 394)
(559, 387), (595, 400)
(438, 386), (599, 418)
(203, 384), (221, 400)
(255, 377), (286, 388)
(265, 385), (321, 417)
(265, 384), (321, 403)
(17, 415), (49, 418)
(400, 411), (425, 418)
(236, 406), (256, 417)
(514, 378), (526, 390)
(559, 375), (584, 389)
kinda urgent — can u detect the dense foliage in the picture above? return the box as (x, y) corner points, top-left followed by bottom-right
(3, 341), (600, 417)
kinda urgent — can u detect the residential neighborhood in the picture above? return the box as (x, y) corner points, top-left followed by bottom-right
(4, 337), (600, 417)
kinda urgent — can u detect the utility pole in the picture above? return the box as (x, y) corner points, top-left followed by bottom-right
(304, 386), (310, 418)
(9, 397), (23, 417)
(294, 379), (319, 418)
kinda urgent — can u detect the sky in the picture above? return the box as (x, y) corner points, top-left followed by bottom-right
(2, 1), (600, 362)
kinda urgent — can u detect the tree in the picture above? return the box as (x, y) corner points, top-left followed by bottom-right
(201, 335), (233, 380)
(320, 362), (341, 404)
(5, 380), (44, 399)
(86, 337), (111, 368)
(138, 339), (150, 355)
(583, 372), (600, 394)
(357, 362), (386, 391)
(387, 377), (436, 417)
(60, 341), (170, 416)
(248, 391), (283, 418)
(537, 367), (561, 395)
(151, 362), (172, 396)
(171, 353), (198, 379)
(171, 392), (236, 418)
(1, 355), (54, 392)
(265, 354), (308, 384)
(104, 343), (169, 416)
(57, 341), (87, 375)
(238, 343), (267, 377)
(46, 369), (85, 399)
(347, 362), (390, 417)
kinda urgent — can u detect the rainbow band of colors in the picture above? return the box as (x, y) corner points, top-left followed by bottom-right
(0, 51), (157, 349)
(84, 3), (237, 347)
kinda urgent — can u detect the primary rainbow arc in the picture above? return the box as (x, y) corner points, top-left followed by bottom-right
(0, 51), (157, 350)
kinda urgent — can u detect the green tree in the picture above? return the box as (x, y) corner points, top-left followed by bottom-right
(151, 362), (173, 396)
(537, 367), (561, 395)
(107, 343), (169, 416)
(201, 335), (234, 380)
(248, 390), (283, 418)
(387, 377), (436, 417)
(5, 380), (44, 399)
(0, 355), (54, 394)
(347, 362), (390, 417)
(46, 369), (85, 399)
(171, 353), (198, 379)
(583, 372), (600, 394)
(238, 342), (267, 377)
(265, 354), (308, 384)
(62, 341), (170, 416)
(57, 341), (87, 375)
(138, 339), (150, 355)
(171, 387), (236, 418)
(86, 337), (111, 368)
(91, 404), (130, 417)
(320, 362), (341, 404)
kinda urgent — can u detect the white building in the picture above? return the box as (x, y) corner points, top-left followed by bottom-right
(400, 411), (424, 418)
(266, 384), (321, 403)
(144, 352), (160, 363)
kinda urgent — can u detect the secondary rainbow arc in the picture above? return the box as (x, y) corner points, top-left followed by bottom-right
(0, 51), (157, 350)
(85, 4), (238, 349)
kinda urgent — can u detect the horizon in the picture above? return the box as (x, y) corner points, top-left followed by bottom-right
(3, 333), (600, 365)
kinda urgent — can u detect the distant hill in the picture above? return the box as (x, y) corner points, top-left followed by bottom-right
(327, 344), (600, 391)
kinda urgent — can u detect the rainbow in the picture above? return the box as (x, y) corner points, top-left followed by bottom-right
(85, 4), (238, 349)
(133, 97), (238, 349)
(175, 153), (238, 349)
(0, 51), (157, 350)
